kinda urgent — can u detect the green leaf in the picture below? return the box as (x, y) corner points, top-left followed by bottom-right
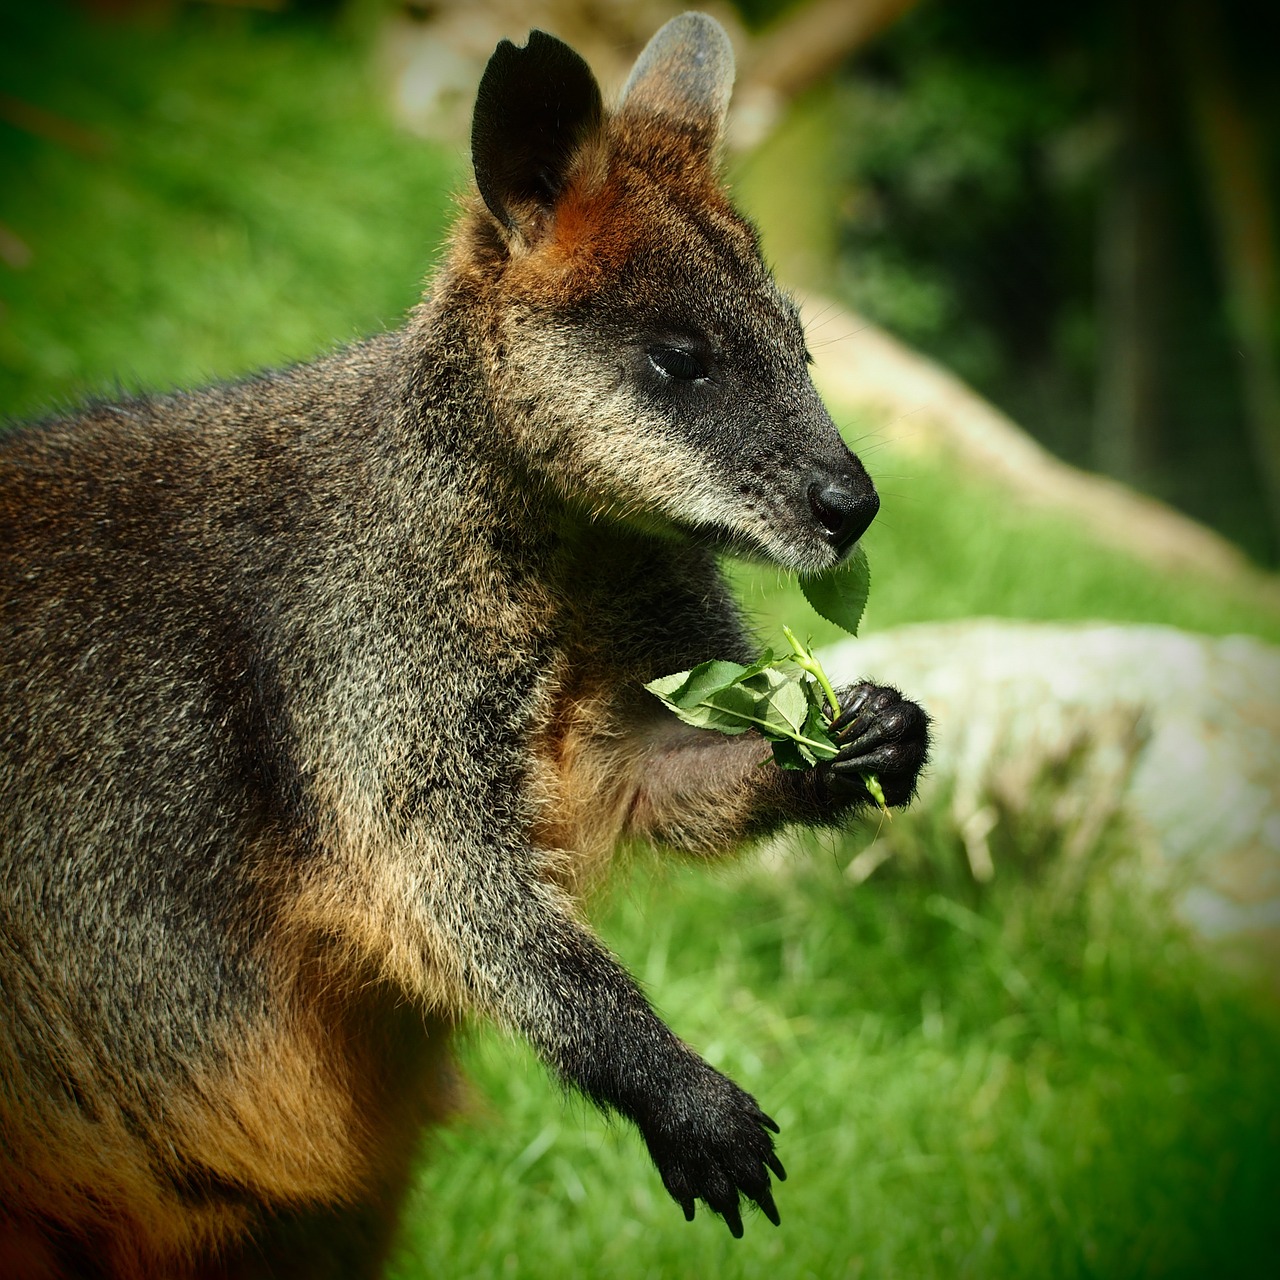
(647, 696), (755, 734)
(800, 693), (840, 760)
(801, 545), (871, 636)
(699, 682), (764, 725)
(646, 668), (755, 734)
(735, 648), (777, 682)
(770, 738), (814, 770)
(645, 670), (696, 702)
(650, 659), (752, 710)
(738, 674), (803, 740)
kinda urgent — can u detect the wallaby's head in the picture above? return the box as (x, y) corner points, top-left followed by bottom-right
(454, 11), (876, 572)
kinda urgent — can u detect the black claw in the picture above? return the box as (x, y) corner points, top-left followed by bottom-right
(829, 687), (872, 732)
(835, 726), (892, 761)
(641, 1063), (793, 1238)
(830, 752), (885, 776)
(831, 709), (868, 739)
(756, 1187), (781, 1227)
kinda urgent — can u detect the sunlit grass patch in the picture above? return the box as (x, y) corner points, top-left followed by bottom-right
(0, 3), (462, 419)
(394, 841), (1280, 1279)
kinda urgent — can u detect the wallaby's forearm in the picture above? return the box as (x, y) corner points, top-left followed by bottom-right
(625, 723), (839, 853)
(404, 841), (698, 1097)
(385, 837), (782, 1235)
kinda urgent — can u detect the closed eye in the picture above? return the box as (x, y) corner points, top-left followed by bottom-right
(648, 346), (708, 382)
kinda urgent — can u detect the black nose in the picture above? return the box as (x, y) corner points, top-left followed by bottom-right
(808, 480), (879, 554)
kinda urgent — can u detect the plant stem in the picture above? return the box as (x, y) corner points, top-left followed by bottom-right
(780, 626), (889, 815)
(782, 625), (840, 716)
(699, 697), (839, 756)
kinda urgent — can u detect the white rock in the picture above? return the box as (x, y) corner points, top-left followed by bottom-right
(823, 620), (1280, 971)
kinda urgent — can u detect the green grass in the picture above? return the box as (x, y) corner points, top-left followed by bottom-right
(4, 6), (1278, 1277)
(395, 852), (1280, 1278)
(0, 3), (462, 418)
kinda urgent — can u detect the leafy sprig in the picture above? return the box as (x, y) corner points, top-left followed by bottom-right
(645, 549), (889, 812)
(645, 645), (839, 771)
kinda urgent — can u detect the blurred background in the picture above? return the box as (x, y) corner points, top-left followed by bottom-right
(2, 1), (1278, 1276)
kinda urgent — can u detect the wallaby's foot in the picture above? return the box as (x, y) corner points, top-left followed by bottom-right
(823, 682), (931, 807)
(639, 1058), (786, 1238)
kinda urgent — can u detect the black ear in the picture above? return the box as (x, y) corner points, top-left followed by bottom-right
(471, 30), (604, 241)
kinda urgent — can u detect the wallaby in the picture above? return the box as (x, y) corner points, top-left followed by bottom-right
(0, 12), (929, 1277)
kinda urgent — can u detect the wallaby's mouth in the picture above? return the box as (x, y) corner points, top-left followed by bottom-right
(635, 430), (880, 571)
(682, 475), (878, 571)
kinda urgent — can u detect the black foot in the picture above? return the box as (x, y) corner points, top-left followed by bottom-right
(821, 682), (930, 807)
(639, 1057), (785, 1238)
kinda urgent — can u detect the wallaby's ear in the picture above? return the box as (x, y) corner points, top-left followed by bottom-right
(618, 11), (735, 145)
(471, 29), (604, 242)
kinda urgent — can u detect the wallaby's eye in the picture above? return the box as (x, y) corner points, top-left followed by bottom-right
(648, 346), (707, 382)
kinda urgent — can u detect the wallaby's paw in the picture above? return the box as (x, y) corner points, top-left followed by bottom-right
(640, 1064), (785, 1237)
(823, 682), (930, 807)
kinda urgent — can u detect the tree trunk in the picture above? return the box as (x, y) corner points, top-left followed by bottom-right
(1094, 0), (1172, 488)
(1179, 0), (1280, 560)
